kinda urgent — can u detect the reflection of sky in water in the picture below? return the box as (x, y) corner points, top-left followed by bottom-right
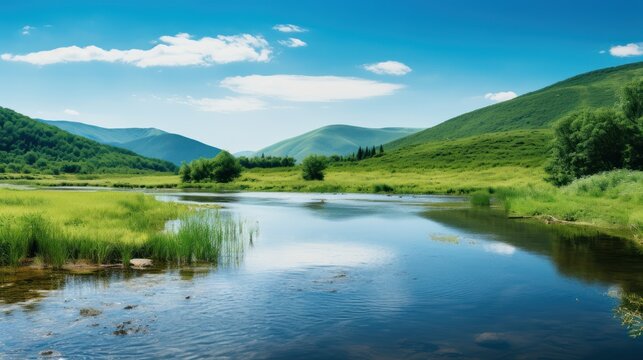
(2, 192), (643, 359)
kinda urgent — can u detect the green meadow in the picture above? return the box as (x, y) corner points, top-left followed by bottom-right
(0, 189), (252, 268)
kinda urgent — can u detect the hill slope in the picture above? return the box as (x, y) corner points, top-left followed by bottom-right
(389, 62), (643, 149)
(40, 120), (221, 165)
(0, 107), (176, 173)
(256, 125), (421, 161)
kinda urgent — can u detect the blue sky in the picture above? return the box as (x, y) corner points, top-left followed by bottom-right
(1, 0), (641, 152)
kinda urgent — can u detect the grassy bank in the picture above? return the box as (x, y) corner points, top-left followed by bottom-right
(498, 170), (643, 241)
(0, 189), (251, 268)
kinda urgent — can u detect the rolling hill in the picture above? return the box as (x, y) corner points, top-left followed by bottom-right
(255, 125), (421, 161)
(40, 120), (221, 165)
(388, 61), (643, 149)
(0, 107), (176, 174)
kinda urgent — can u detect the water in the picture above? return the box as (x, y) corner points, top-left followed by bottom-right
(1, 192), (642, 359)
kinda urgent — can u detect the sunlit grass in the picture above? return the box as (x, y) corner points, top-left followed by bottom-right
(497, 170), (643, 240)
(0, 189), (254, 269)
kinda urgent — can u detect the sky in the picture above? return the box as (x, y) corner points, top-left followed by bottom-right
(0, 0), (642, 152)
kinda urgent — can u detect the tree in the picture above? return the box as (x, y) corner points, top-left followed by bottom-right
(211, 151), (242, 183)
(379, 145), (384, 154)
(356, 147), (364, 160)
(545, 108), (633, 185)
(621, 79), (643, 123)
(621, 79), (643, 169)
(301, 155), (327, 181)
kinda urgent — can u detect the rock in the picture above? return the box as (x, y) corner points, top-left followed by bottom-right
(79, 308), (102, 317)
(129, 258), (153, 268)
(39, 350), (61, 357)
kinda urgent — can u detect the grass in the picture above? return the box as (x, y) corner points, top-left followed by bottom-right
(388, 61), (643, 148)
(498, 170), (643, 241)
(0, 189), (252, 268)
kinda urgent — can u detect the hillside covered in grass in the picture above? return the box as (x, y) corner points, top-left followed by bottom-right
(389, 61), (643, 148)
(40, 119), (221, 165)
(356, 129), (551, 171)
(0, 107), (176, 174)
(255, 125), (421, 161)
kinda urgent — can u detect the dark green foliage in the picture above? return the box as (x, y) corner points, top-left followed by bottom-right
(546, 108), (640, 185)
(621, 79), (643, 169)
(0, 107), (176, 174)
(373, 183), (394, 193)
(180, 151), (242, 183)
(621, 79), (643, 122)
(238, 155), (296, 168)
(301, 155), (328, 181)
(546, 80), (643, 185)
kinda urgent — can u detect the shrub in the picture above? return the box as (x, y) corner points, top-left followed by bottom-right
(179, 151), (242, 183)
(301, 155), (328, 181)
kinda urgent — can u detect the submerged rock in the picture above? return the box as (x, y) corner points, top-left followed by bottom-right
(39, 349), (61, 357)
(79, 308), (102, 317)
(129, 258), (153, 268)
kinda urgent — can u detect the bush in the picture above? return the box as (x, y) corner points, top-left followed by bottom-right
(546, 108), (638, 185)
(179, 151), (242, 183)
(211, 151), (243, 183)
(301, 155), (328, 181)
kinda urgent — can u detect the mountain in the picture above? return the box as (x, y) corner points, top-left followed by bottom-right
(255, 125), (422, 161)
(40, 120), (221, 165)
(389, 62), (643, 149)
(0, 107), (176, 174)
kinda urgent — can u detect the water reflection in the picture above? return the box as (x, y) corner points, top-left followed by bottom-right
(423, 208), (643, 338)
(2, 193), (643, 359)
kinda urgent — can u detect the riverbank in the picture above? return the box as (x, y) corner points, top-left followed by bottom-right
(1, 168), (641, 242)
(0, 189), (251, 269)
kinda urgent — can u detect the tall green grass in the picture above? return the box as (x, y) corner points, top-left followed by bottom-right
(0, 190), (254, 268)
(147, 210), (255, 266)
(497, 170), (643, 240)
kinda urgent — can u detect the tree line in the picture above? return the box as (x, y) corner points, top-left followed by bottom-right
(237, 154), (296, 168)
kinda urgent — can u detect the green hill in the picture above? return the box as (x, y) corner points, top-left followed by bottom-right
(40, 120), (221, 165)
(359, 129), (551, 171)
(255, 125), (421, 161)
(0, 107), (176, 174)
(389, 62), (643, 149)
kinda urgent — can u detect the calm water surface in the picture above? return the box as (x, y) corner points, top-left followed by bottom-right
(1, 192), (642, 359)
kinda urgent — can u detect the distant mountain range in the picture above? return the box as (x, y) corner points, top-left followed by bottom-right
(252, 125), (422, 161)
(39, 120), (221, 165)
(0, 107), (176, 173)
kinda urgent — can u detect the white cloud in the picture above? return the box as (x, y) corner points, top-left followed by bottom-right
(484, 91), (517, 102)
(278, 38), (307, 48)
(609, 43), (643, 57)
(1, 33), (272, 67)
(363, 61), (412, 76)
(184, 96), (267, 113)
(220, 75), (403, 102)
(483, 242), (516, 256)
(63, 108), (80, 116)
(272, 24), (307, 33)
(22, 25), (36, 35)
